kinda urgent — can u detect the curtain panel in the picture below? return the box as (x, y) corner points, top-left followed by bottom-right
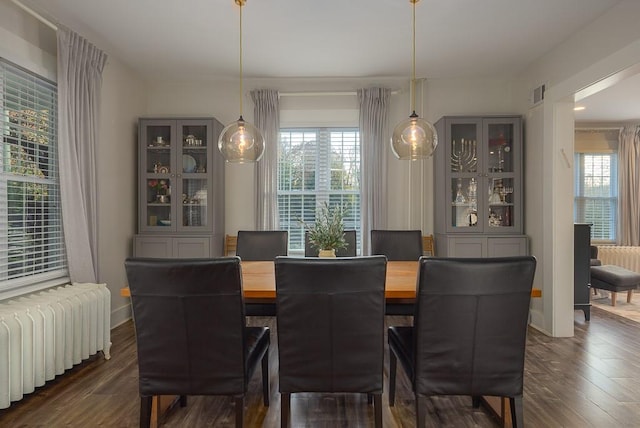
(57, 26), (107, 283)
(618, 125), (640, 246)
(358, 88), (390, 255)
(251, 89), (280, 230)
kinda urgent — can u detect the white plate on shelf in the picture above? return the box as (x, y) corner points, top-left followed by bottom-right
(182, 154), (196, 173)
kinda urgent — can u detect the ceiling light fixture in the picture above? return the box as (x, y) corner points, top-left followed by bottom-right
(391, 0), (437, 160)
(574, 106), (586, 111)
(218, 0), (264, 163)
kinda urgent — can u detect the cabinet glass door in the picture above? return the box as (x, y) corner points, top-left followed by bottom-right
(449, 121), (481, 230)
(178, 123), (209, 230)
(143, 124), (174, 229)
(484, 120), (517, 231)
(487, 177), (514, 228)
(486, 123), (514, 173)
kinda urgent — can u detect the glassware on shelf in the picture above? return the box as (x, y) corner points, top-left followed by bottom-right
(489, 187), (502, 205)
(467, 178), (477, 210)
(488, 211), (502, 227)
(455, 178), (467, 204)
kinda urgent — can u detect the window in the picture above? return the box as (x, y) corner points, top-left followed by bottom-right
(1, 58), (67, 293)
(278, 128), (360, 254)
(574, 153), (618, 242)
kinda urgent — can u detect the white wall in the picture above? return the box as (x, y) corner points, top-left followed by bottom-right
(515, 0), (640, 336)
(0, 2), (146, 327)
(97, 58), (146, 327)
(0, 1), (56, 80)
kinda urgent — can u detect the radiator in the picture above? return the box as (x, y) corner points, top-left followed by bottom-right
(596, 246), (640, 274)
(0, 283), (111, 409)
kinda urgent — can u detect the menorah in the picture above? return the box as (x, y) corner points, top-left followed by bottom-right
(451, 138), (477, 172)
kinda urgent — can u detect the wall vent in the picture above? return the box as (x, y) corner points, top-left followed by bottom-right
(531, 84), (546, 106)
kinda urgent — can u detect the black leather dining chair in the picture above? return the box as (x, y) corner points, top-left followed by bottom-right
(370, 229), (423, 260)
(124, 257), (270, 428)
(236, 230), (288, 261)
(304, 229), (357, 257)
(275, 256), (387, 428)
(388, 256), (536, 427)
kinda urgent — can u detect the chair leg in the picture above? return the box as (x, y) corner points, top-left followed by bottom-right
(234, 395), (244, 428)
(261, 351), (270, 406)
(628, 289), (633, 303)
(179, 395), (187, 407)
(389, 350), (397, 406)
(611, 291), (617, 306)
(510, 395), (524, 428)
(367, 393), (373, 404)
(281, 392), (291, 428)
(415, 393), (426, 428)
(373, 393), (382, 428)
(140, 395), (152, 428)
(472, 396), (481, 408)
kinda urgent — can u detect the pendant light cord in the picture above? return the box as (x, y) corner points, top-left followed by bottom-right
(239, 1), (244, 117)
(411, 0), (417, 114)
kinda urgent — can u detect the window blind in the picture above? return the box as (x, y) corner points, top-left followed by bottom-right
(278, 128), (361, 254)
(0, 58), (67, 291)
(574, 152), (618, 243)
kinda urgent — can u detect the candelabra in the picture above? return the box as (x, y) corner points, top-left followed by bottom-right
(451, 138), (477, 172)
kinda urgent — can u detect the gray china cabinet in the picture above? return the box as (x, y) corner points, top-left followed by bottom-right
(434, 116), (528, 257)
(133, 117), (225, 258)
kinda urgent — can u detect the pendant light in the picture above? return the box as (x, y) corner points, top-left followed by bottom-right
(218, 0), (265, 163)
(390, 0), (437, 160)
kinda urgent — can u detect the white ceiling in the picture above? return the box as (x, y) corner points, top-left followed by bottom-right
(574, 73), (640, 123)
(20, 0), (639, 122)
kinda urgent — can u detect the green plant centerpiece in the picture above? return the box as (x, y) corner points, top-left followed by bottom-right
(304, 202), (348, 257)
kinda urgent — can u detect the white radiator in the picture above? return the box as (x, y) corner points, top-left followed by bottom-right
(0, 283), (111, 409)
(597, 246), (640, 274)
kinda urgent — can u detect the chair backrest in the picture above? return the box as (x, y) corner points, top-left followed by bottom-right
(224, 234), (238, 256)
(304, 230), (357, 257)
(589, 245), (602, 266)
(422, 234), (435, 256)
(275, 256), (387, 393)
(236, 230), (288, 261)
(413, 256), (536, 397)
(370, 230), (423, 261)
(124, 257), (248, 396)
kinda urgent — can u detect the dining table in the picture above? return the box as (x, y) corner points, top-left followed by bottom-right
(120, 260), (541, 315)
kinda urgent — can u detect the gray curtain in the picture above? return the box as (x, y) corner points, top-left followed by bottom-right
(57, 26), (107, 283)
(251, 89), (280, 230)
(358, 88), (390, 255)
(618, 125), (640, 246)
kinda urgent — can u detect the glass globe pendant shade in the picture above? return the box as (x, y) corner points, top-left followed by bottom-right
(390, 112), (438, 160)
(217, 116), (265, 163)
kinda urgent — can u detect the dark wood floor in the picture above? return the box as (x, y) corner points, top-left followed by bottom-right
(1, 307), (639, 427)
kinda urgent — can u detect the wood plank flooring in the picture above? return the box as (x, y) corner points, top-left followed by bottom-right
(1, 307), (639, 427)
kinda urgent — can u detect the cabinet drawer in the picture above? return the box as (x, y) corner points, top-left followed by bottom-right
(437, 234), (528, 258)
(134, 235), (211, 258)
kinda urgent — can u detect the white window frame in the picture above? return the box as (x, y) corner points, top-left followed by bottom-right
(278, 127), (361, 255)
(1, 57), (67, 296)
(574, 152), (618, 244)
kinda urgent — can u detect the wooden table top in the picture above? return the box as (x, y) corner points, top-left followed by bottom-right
(120, 260), (541, 300)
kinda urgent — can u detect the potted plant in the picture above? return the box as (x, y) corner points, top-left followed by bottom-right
(303, 202), (348, 257)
